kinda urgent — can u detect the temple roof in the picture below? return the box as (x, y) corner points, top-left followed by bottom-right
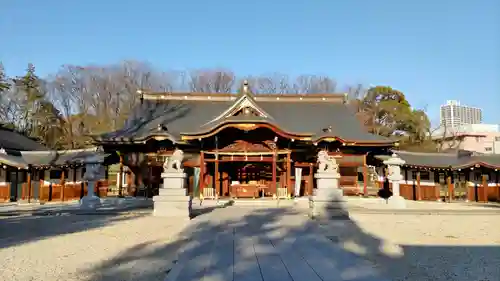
(0, 147), (108, 169)
(0, 126), (47, 151)
(376, 150), (500, 170)
(96, 84), (393, 146)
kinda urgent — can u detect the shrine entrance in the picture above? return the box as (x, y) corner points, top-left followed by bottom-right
(201, 149), (292, 199)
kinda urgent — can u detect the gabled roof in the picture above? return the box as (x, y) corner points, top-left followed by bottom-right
(0, 126), (47, 151)
(96, 83), (394, 146)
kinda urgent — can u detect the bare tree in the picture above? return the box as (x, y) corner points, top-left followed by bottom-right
(187, 69), (235, 93)
(244, 73), (294, 94)
(434, 125), (464, 152)
(46, 61), (178, 148)
(294, 75), (337, 94)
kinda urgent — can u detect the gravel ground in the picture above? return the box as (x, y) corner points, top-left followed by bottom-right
(320, 213), (500, 281)
(0, 212), (190, 281)
(1, 206), (499, 281)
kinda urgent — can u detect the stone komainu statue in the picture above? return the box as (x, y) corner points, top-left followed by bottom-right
(163, 149), (184, 172)
(317, 150), (339, 173)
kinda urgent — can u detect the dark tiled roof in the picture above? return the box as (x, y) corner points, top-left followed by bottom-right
(0, 127), (47, 151)
(376, 150), (500, 169)
(98, 99), (232, 142)
(97, 93), (393, 145)
(0, 148), (107, 168)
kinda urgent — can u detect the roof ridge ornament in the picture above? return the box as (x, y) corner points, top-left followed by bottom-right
(202, 80), (274, 126)
(242, 80), (249, 95)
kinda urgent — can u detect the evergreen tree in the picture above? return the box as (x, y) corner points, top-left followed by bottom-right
(13, 63), (63, 147)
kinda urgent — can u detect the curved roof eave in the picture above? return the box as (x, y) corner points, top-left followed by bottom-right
(95, 132), (180, 144)
(452, 161), (500, 170)
(181, 120), (311, 140)
(312, 134), (395, 146)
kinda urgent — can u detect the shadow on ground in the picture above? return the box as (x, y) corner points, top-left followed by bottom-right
(78, 201), (500, 281)
(0, 206), (152, 249)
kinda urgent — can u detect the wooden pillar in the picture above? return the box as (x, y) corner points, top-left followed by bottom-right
(272, 152), (277, 195)
(118, 154), (124, 197)
(60, 169), (66, 201)
(482, 174), (488, 203)
(27, 167), (32, 203)
(286, 151), (292, 196)
(199, 151), (205, 196)
(434, 171), (440, 201)
(362, 154), (368, 197)
(495, 169), (500, 202)
(214, 156), (219, 196)
(447, 173), (453, 203)
(416, 169), (422, 201)
(307, 163), (313, 196)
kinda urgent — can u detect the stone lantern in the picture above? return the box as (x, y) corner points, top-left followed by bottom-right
(383, 153), (406, 208)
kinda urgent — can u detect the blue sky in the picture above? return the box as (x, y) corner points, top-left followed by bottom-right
(1, 0), (499, 124)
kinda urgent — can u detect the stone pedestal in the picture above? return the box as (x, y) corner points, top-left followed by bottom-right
(80, 181), (102, 209)
(80, 156), (105, 210)
(310, 172), (346, 219)
(80, 196), (102, 209)
(153, 172), (190, 218)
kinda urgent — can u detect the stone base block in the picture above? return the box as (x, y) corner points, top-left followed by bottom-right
(153, 194), (191, 218)
(158, 187), (187, 197)
(312, 188), (345, 202)
(309, 201), (348, 220)
(161, 172), (186, 189)
(80, 195), (102, 209)
(387, 195), (406, 209)
(315, 172), (341, 189)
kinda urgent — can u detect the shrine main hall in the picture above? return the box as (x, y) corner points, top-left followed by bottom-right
(95, 81), (394, 199)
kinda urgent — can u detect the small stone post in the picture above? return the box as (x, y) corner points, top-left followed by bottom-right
(383, 153), (406, 208)
(80, 154), (106, 209)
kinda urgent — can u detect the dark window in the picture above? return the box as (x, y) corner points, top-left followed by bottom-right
(420, 171), (430, 181)
(50, 170), (62, 179)
(411, 170), (430, 181)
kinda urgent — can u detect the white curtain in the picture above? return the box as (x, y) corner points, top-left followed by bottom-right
(294, 167), (302, 197)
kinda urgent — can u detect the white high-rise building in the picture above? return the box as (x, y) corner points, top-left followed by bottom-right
(440, 100), (482, 129)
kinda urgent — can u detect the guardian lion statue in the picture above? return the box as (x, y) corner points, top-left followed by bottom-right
(163, 149), (184, 172)
(317, 150), (339, 173)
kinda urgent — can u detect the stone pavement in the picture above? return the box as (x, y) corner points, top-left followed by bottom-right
(166, 207), (390, 281)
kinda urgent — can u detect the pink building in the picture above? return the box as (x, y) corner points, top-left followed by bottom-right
(435, 131), (500, 154)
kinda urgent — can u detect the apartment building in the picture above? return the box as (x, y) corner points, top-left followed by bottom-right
(440, 100), (482, 129)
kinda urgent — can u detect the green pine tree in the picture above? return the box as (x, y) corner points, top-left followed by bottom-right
(13, 63), (64, 147)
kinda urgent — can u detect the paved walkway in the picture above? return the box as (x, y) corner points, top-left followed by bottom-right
(167, 208), (389, 281)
